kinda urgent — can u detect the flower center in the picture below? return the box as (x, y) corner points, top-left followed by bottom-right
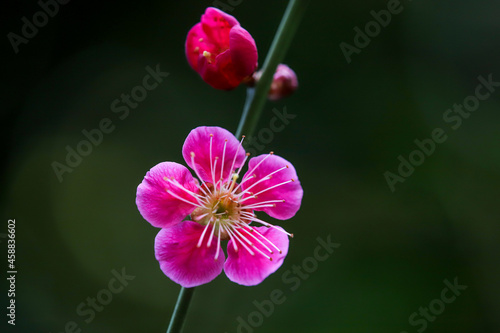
(191, 180), (248, 241)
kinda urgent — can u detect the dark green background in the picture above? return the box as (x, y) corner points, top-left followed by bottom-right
(2, 0), (499, 332)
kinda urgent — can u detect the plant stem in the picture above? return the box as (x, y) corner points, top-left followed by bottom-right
(235, 0), (309, 138)
(235, 86), (255, 137)
(166, 287), (195, 333)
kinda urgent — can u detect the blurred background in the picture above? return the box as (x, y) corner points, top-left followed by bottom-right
(1, 0), (499, 332)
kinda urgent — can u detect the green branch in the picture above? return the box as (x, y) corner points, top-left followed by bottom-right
(166, 287), (195, 333)
(236, 0), (309, 138)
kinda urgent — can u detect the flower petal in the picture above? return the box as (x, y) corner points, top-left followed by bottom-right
(136, 162), (200, 228)
(201, 7), (239, 48)
(240, 154), (303, 220)
(229, 26), (258, 78)
(224, 226), (289, 286)
(198, 50), (242, 90)
(185, 23), (207, 72)
(155, 221), (225, 288)
(185, 23), (202, 71)
(182, 126), (246, 184)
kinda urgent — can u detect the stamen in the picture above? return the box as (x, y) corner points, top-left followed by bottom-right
(213, 157), (220, 189)
(240, 226), (274, 254)
(233, 227), (272, 260)
(193, 212), (209, 222)
(194, 46), (199, 52)
(220, 139), (228, 184)
(203, 52), (213, 63)
(211, 200), (220, 214)
(221, 224), (238, 252)
(239, 180), (294, 203)
(243, 226), (284, 254)
(207, 220), (217, 247)
(231, 153), (250, 193)
(190, 152), (211, 195)
(232, 152), (274, 194)
(165, 189), (203, 208)
(197, 222), (212, 248)
(229, 225), (273, 260)
(214, 226), (222, 260)
(228, 136), (245, 185)
(228, 173), (239, 193)
(240, 211), (256, 218)
(240, 214), (294, 238)
(164, 177), (206, 204)
(236, 165), (289, 198)
(231, 226), (253, 246)
(241, 204), (275, 209)
(226, 226), (255, 256)
(240, 199), (285, 210)
(209, 134), (215, 185)
(252, 245), (272, 261)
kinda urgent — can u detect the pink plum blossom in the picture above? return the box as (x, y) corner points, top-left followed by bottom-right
(185, 7), (258, 90)
(136, 126), (302, 287)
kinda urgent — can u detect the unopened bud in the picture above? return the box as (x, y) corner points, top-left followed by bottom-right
(253, 64), (298, 100)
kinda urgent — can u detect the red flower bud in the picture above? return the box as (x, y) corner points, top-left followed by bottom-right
(268, 64), (298, 100)
(253, 64), (298, 100)
(185, 7), (258, 90)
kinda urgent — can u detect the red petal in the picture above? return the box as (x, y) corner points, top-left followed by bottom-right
(229, 26), (258, 77)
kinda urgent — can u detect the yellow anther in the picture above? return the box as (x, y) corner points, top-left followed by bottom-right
(228, 173), (239, 193)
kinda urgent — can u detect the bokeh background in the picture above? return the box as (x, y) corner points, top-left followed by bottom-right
(2, 0), (500, 332)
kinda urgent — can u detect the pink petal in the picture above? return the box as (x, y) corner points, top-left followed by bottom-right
(241, 154), (303, 220)
(182, 126), (246, 184)
(224, 226), (289, 286)
(201, 7), (239, 48)
(185, 23), (205, 71)
(229, 26), (258, 78)
(198, 50), (242, 90)
(155, 221), (225, 288)
(136, 162), (200, 228)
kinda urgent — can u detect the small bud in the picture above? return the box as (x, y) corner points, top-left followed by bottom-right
(253, 64), (298, 100)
